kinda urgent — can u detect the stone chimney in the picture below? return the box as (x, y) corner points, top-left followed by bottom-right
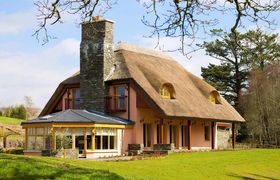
(80, 17), (114, 112)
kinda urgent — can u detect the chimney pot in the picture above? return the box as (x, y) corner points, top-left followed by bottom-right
(92, 16), (101, 22)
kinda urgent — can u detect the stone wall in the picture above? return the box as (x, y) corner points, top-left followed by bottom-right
(153, 144), (174, 151)
(80, 20), (114, 112)
(217, 127), (231, 149)
(54, 149), (79, 159)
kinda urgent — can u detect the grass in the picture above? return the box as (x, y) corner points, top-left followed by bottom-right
(0, 149), (279, 179)
(0, 116), (24, 125)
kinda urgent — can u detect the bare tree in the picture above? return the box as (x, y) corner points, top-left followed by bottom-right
(24, 96), (39, 119)
(33, 0), (280, 55)
(245, 64), (280, 146)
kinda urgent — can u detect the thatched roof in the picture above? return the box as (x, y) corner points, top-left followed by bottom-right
(107, 43), (244, 122)
(41, 43), (244, 122)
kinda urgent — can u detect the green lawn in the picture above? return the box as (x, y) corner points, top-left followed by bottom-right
(0, 149), (279, 179)
(0, 116), (24, 124)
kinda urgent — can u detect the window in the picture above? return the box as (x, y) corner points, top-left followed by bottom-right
(65, 99), (73, 109)
(143, 124), (151, 147)
(27, 127), (51, 150)
(160, 83), (175, 99)
(204, 126), (210, 141)
(95, 128), (116, 150)
(74, 89), (80, 109)
(115, 86), (126, 110)
(208, 91), (221, 104)
(56, 128), (72, 150)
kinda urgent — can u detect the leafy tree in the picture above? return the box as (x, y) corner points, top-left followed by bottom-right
(0, 110), (2, 116)
(33, 0), (280, 55)
(10, 105), (27, 120)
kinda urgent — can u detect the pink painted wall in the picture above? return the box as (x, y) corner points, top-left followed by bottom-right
(191, 120), (211, 148)
(109, 83), (217, 151)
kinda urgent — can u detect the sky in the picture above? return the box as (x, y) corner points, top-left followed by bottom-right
(0, 0), (279, 109)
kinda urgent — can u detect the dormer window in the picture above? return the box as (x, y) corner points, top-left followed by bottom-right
(161, 83), (175, 99)
(208, 91), (221, 104)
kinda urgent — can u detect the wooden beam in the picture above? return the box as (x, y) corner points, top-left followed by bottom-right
(52, 128), (56, 150)
(91, 128), (95, 150)
(232, 123), (236, 149)
(187, 120), (191, 150)
(72, 128), (76, 150)
(83, 128), (87, 157)
(211, 121), (215, 150)
(21, 123), (52, 128)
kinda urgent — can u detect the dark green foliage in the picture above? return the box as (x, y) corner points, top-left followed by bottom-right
(201, 29), (280, 112)
(10, 105), (27, 120)
(0, 111), (2, 116)
(201, 63), (248, 107)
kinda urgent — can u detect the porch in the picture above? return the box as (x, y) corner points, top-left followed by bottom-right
(21, 109), (134, 158)
(132, 118), (236, 152)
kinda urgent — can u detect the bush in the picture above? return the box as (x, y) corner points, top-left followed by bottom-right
(0, 111), (2, 116)
(1, 148), (24, 155)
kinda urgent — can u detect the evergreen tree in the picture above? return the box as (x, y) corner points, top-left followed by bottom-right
(201, 29), (280, 112)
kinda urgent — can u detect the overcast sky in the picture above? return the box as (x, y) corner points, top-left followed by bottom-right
(0, 0), (279, 109)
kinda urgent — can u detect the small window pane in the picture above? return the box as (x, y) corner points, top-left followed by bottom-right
(45, 135), (51, 149)
(36, 128), (44, 135)
(95, 136), (101, 150)
(28, 136), (36, 150)
(102, 136), (109, 149)
(63, 128), (72, 136)
(95, 128), (102, 135)
(28, 128), (36, 135)
(87, 135), (92, 150)
(74, 89), (80, 109)
(36, 136), (44, 150)
(110, 136), (115, 149)
(117, 86), (125, 96)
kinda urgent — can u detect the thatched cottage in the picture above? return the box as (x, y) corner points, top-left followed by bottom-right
(21, 18), (244, 158)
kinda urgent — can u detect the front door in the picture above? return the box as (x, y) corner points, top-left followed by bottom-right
(170, 125), (177, 147)
(181, 125), (189, 148)
(75, 136), (84, 157)
(143, 124), (151, 148)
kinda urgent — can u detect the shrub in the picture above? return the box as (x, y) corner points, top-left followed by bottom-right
(6, 148), (23, 155)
